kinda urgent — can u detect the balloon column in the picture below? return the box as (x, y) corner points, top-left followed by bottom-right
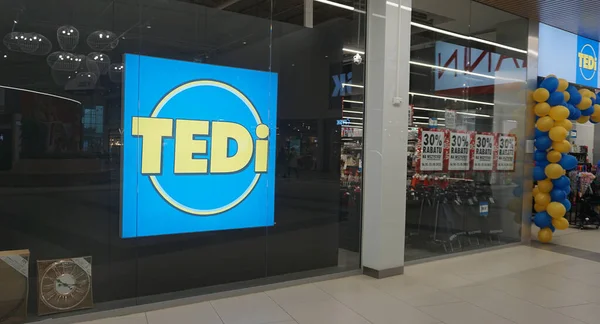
(532, 76), (600, 243)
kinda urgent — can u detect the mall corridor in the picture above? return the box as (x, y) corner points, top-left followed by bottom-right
(70, 244), (600, 324)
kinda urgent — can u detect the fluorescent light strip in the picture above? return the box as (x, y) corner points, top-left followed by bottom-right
(409, 92), (494, 106)
(344, 116), (363, 120)
(385, 1), (412, 10)
(0, 85), (82, 105)
(315, 0), (354, 11)
(343, 110), (364, 114)
(342, 83), (364, 88)
(343, 125), (363, 129)
(342, 48), (365, 55)
(413, 116), (445, 120)
(414, 121), (446, 127)
(413, 106), (492, 118)
(348, 122), (363, 126)
(343, 99), (364, 104)
(410, 61), (495, 80)
(410, 22), (527, 54)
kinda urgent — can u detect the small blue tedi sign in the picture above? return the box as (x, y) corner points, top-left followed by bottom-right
(479, 201), (489, 217)
(121, 54), (278, 238)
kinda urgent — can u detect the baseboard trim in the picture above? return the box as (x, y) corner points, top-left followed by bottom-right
(362, 266), (404, 279)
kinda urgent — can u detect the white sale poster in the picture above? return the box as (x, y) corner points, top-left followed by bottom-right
(419, 130), (445, 171)
(497, 135), (516, 171)
(473, 133), (494, 171)
(448, 132), (470, 171)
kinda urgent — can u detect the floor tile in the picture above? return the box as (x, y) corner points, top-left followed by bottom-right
(419, 302), (515, 324)
(446, 284), (586, 324)
(555, 303), (600, 324)
(280, 298), (370, 324)
(211, 293), (292, 324)
(266, 284), (332, 308)
(485, 276), (588, 308)
(77, 314), (148, 324)
(146, 302), (222, 324)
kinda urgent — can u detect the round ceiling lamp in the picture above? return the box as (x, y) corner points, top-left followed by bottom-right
(109, 63), (124, 83)
(57, 25), (79, 51)
(86, 30), (118, 51)
(86, 52), (111, 75)
(3, 32), (22, 52)
(47, 51), (83, 71)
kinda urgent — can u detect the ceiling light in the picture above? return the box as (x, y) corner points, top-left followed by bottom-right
(409, 92), (494, 106)
(412, 106), (492, 118)
(348, 122), (363, 126)
(342, 83), (364, 88)
(342, 48), (365, 55)
(343, 110), (363, 114)
(344, 116), (363, 120)
(3, 55), (6, 58)
(456, 111), (491, 117)
(413, 116), (445, 120)
(343, 99), (364, 104)
(414, 121), (446, 127)
(410, 22), (527, 54)
(315, 0), (354, 11)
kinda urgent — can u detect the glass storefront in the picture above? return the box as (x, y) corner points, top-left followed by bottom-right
(0, 0), (365, 319)
(404, 0), (529, 261)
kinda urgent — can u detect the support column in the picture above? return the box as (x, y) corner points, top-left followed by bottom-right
(361, 0), (411, 278)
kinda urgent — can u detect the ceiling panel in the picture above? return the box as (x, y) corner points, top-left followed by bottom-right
(476, 0), (600, 40)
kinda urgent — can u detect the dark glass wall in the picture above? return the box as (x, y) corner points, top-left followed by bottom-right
(0, 0), (365, 317)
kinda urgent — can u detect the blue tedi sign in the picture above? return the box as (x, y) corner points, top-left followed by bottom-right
(121, 54), (278, 238)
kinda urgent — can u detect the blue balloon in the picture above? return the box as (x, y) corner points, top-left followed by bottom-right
(567, 86), (583, 105)
(560, 154), (578, 170)
(570, 107), (582, 120)
(591, 96), (597, 105)
(540, 77), (559, 93)
(513, 186), (523, 197)
(534, 212), (552, 228)
(564, 185), (571, 195)
(549, 224), (556, 232)
(533, 166), (547, 181)
(551, 188), (567, 201)
(535, 129), (548, 139)
(561, 199), (572, 212)
(582, 105), (595, 116)
(535, 150), (548, 162)
(548, 91), (565, 106)
(537, 160), (550, 168)
(553, 175), (570, 189)
(535, 136), (552, 150)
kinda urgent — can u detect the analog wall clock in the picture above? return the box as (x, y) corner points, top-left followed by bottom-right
(37, 257), (93, 316)
(0, 249), (29, 324)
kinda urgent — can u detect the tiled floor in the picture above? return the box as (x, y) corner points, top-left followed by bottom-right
(72, 241), (600, 324)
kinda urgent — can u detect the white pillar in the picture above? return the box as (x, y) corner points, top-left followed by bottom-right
(361, 0), (411, 278)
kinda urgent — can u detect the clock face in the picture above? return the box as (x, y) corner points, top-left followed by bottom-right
(40, 260), (91, 311)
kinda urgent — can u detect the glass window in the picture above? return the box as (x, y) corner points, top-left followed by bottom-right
(405, 0), (528, 261)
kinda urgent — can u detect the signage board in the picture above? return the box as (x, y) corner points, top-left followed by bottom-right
(121, 54), (278, 238)
(473, 133), (494, 171)
(418, 129), (445, 171)
(539, 23), (600, 88)
(496, 134), (516, 171)
(448, 132), (471, 171)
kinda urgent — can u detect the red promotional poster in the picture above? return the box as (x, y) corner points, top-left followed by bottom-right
(495, 133), (517, 171)
(416, 128), (446, 172)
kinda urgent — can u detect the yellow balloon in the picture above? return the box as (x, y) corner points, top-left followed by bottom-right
(579, 88), (593, 97)
(538, 179), (553, 193)
(538, 227), (553, 243)
(535, 192), (551, 206)
(534, 103), (551, 117)
(557, 79), (569, 92)
(592, 105), (600, 118)
(552, 217), (569, 230)
(549, 106), (569, 121)
(546, 151), (562, 163)
(577, 116), (590, 124)
(536, 116), (555, 132)
(545, 163), (565, 179)
(534, 203), (547, 212)
(592, 115), (600, 123)
(554, 119), (573, 131)
(552, 140), (571, 153)
(549, 126), (568, 141)
(563, 91), (571, 102)
(547, 202), (567, 218)
(533, 186), (540, 197)
(533, 88), (550, 103)
(577, 97), (592, 110)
